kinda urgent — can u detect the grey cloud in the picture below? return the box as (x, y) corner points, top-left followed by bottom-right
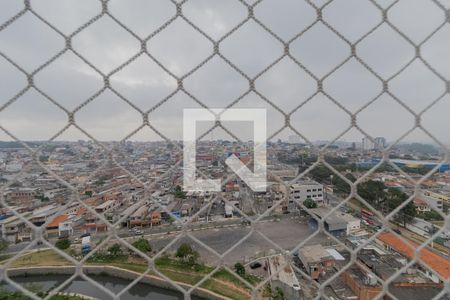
(0, 0), (449, 146)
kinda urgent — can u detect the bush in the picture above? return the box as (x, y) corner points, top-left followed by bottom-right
(234, 262), (245, 277)
(55, 239), (70, 250)
(176, 243), (199, 266)
(132, 238), (152, 254)
(108, 243), (123, 257)
(303, 198), (317, 209)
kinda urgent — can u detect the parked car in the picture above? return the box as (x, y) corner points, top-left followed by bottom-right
(393, 228), (402, 235)
(249, 261), (262, 269)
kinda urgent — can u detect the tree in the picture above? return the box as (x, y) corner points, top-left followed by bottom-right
(418, 210), (444, 221)
(303, 198), (317, 209)
(234, 262), (245, 277)
(132, 238), (152, 254)
(174, 185), (186, 199)
(108, 243), (123, 257)
(386, 188), (416, 226)
(55, 239), (71, 250)
(176, 243), (199, 266)
(357, 180), (385, 208)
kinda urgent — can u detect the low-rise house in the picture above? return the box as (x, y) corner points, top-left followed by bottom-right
(30, 204), (59, 226)
(94, 200), (119, 214)
(413, 198), (431, 212)
(267, 255), (301, 300)
(309, 207), (360, 237)
(298, 244), (336, 280)
(0, 213), (31, 243)
(46, 214), (69, 238)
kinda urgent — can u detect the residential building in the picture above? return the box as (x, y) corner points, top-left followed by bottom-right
(298, 244), (336, 280)
(290, 181), (324, 207)
(267, 255), (301, 300)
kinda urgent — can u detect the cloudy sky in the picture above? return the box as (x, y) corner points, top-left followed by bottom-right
(0, 0), (449, 148)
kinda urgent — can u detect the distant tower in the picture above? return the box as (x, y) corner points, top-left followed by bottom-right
(362, 137), (375, 151)
(374, 137), (386, 150)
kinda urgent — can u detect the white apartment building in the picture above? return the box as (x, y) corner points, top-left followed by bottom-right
(290, 181), (324, 207)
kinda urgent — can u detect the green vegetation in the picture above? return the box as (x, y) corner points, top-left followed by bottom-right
(234, 262), (245, 277)
(0, 239), (8, 252)
(358, 180), (417, 226)
(107, 243), (123, 256)
(173, 185), (186, 199)
(11, 250), (71, 267)
(417, 210), (444, 221)
(55, 239), (71, 250)
(7, 244), (260, 300)
(175, 243), (199, 266)
(0, 288), (87, 300)
(36, 195), (50, 202)
(87, 251), (126, 264)
(0, 288), (30, 300)
(308, 164), (355, 195)
(262, 282), (286, 299)
(303, 198), (317, 209)
(132, 238), (152, 254)
(272, 287), (285, 300)
(0, 254), (13, 262)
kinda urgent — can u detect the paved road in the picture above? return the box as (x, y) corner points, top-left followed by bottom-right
(133, 215), (332, 265)
(1, 214), (333, 267)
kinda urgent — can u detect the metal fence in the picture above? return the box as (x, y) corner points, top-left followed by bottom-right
(0, 0), (449, 299)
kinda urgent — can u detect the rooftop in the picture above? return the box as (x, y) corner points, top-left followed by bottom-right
(46, 214), (69, 229)
(267, 255), (299, 288)
(299, 244), (334, 264)
(377, 232), (450, 279)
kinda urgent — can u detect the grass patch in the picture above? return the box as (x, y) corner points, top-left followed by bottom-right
(10, 250), (72, 267)
(0, 254), (13, 262)
(201, 279), (250, 300)
(213, 268), (261, 286)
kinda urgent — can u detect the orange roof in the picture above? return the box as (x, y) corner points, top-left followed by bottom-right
(377, 232), (450, 279)
(76, 207), (86, 216)
(46, 214), (69, 228)
(413, 198), (428, 206)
